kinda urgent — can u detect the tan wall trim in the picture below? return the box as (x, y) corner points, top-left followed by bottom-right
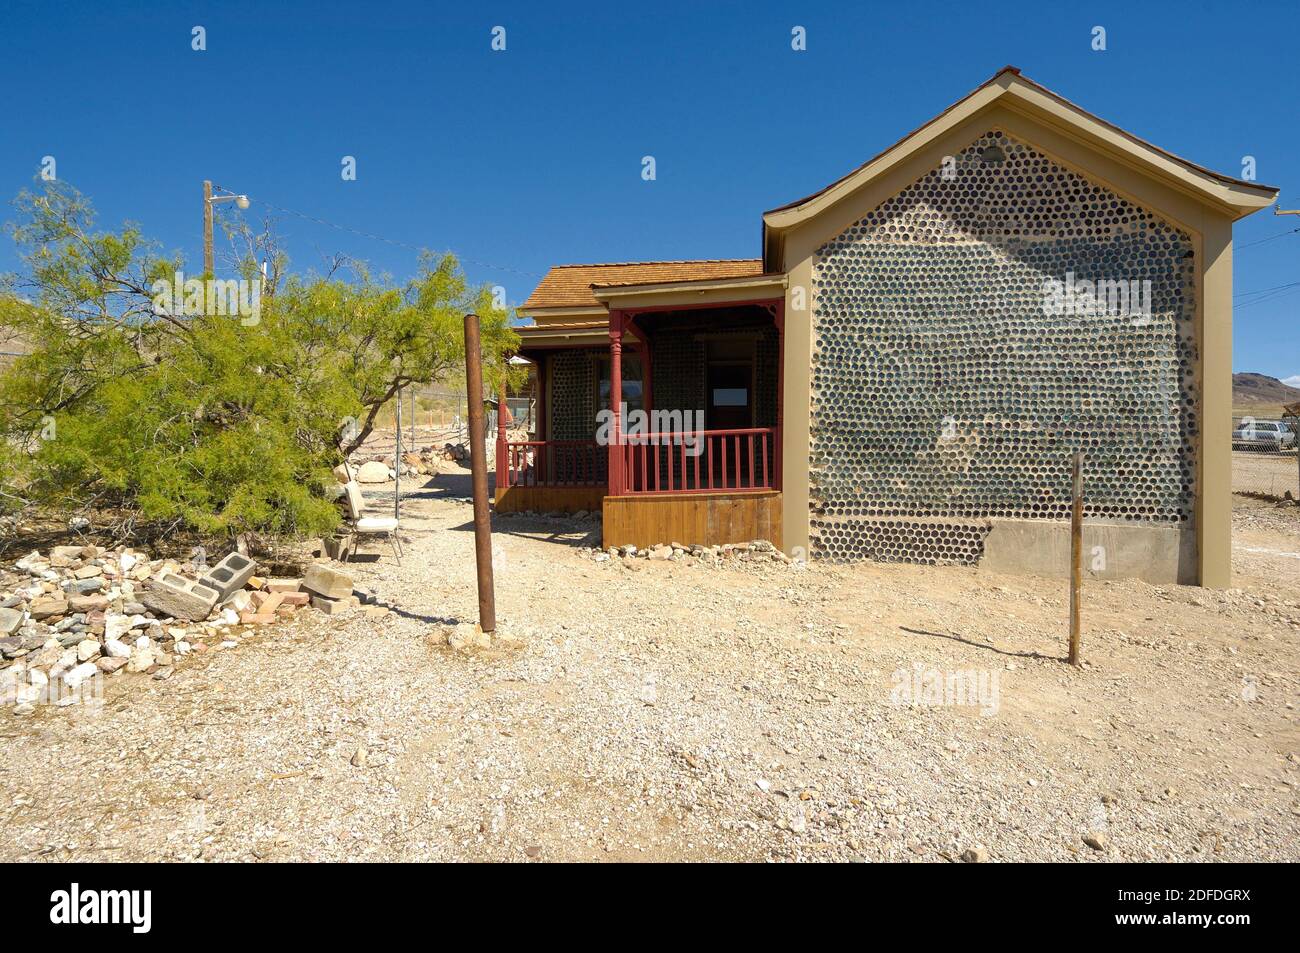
(764, 75), (1274, 233)
(781, 257), (813, 559)
(1200, 217), (1234, 587)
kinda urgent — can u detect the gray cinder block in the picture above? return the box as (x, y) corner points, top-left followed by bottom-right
(200, 552), (257, 601)
(141, 573), (220, 621)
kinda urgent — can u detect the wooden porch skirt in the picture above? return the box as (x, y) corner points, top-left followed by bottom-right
(602, 490), (782, 550)
(494, 485), (606, 514)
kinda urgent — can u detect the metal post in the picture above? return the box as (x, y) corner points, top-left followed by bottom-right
(394, 388), (403, 521)
(1068, 451), (1083, 666)
(409, 387), (416, 448)
(464, 314), (496, 635)
(203, 179), (214, 276)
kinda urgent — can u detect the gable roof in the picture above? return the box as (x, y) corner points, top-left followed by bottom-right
(521, 259), (763, 311)
(762, 66), (1279, 267)
(518, 68), (1279, 314)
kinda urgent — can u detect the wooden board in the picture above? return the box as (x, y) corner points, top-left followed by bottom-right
(602, 491), (782, 550)
(494, 486), (606, 514)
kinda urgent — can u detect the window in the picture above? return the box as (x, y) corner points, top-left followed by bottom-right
(595, 355), (643, 413)
(711, 388), (748, 406)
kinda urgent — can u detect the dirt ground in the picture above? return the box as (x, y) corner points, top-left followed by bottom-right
(2, 471), (1298, 863)
(1233, 449), (1299, 501)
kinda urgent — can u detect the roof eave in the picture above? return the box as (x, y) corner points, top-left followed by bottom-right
(591, 273), (786, 300)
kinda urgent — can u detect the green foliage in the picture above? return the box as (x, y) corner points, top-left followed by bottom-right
(0, 181), (516, 538)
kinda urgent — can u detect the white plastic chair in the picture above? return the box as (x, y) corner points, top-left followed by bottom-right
(343, 480), (403, 565)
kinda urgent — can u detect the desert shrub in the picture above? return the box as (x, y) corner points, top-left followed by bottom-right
(0, 181), (516, 539)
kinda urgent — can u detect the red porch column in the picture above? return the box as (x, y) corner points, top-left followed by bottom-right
(495, 360), (512, 492)
(608, 309), (624, 496)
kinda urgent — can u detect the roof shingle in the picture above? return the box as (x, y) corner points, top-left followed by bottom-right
(521, 259), (763, 311)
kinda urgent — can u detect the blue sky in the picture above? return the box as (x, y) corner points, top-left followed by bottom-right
(2, 0), (1297, 382)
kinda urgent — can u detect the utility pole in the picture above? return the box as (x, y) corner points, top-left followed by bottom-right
(203, 180), (214, 275)
(203, 181), (250, 277)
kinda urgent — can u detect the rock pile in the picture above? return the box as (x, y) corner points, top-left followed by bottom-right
(0, 545), (373, 714)
(579, 539), (804, 570)
(343, 448), (446, 485)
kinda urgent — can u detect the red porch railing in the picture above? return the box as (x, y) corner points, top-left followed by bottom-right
(503, 440), (605, 488)
(621, 428), (777, 494)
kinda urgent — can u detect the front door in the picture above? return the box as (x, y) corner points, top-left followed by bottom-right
(707, 361), (754, 486)
(707, 362), (753, 431)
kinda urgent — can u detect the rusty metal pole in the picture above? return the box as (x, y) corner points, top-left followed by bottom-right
(464, 314), (496, 635)
(1068, 451), (1083, 666)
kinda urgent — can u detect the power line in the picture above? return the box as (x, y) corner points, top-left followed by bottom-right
(224, 189), (1299, 306)
(1238, 226), (1300, 250)
(1236, 279), (1300, 299)
(225, 189), (543, 281)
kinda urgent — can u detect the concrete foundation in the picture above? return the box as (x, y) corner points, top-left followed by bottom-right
(980, 519), (1197, 585)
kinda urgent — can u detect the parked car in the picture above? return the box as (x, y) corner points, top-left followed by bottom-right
(1232, 419), (1297, 452)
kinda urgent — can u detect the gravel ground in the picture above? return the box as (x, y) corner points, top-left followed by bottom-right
(2, 471), (1298, 863)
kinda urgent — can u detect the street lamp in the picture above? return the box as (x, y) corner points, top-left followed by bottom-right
(203, 180), (250, 275)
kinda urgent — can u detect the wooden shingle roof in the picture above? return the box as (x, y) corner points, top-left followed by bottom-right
(521, 259), (763, 311)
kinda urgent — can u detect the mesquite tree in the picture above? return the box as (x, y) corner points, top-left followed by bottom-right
(0, 181), (516, 539)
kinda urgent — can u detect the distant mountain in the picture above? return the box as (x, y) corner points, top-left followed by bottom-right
(1233, 372), (1300, 412)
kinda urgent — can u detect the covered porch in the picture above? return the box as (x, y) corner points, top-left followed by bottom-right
(498, 272), (786, 549)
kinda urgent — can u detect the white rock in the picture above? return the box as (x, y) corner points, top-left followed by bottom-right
(104, 613), (132, 642)
(218, 607), (240, 626)
(134, 635), (152, 650)
(103, 638), (131, 659)
(0, 664), (24, 694)
(356, 460), (391, 483)
(76, 639), (101, 662)
(15, 551), (45, 572)
(174, 641), (191, 656)
(62, 661), (99, 689)
(126, 647), (154, 673)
